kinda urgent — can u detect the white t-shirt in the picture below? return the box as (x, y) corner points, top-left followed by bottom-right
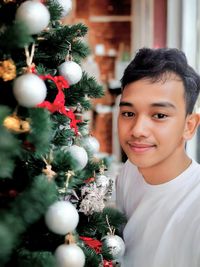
(116, 159), (200, 267)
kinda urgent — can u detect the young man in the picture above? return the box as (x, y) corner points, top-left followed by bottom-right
(116, 48), (200, 267)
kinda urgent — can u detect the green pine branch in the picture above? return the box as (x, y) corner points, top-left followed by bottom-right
(0, 175), (57, 265)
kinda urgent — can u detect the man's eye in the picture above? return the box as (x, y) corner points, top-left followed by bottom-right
(153, 113), (167, 119)
(122, 112), (134, 117)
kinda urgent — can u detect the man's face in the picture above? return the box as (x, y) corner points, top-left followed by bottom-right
(118, 74), (190, 172)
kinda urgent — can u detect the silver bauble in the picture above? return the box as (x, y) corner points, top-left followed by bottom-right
(81, 136), (100, 154)
(102, 235), (125, 260)
(55, 244), (85, 267)
(15, 1), (50, 34)
(58, 61), (82, 85)
(62, 145), (88, 171)
(45, 201), (79, 235)
(13, 73), (47, 107)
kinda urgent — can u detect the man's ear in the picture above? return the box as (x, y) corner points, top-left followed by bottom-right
(183, 113), (200, 140)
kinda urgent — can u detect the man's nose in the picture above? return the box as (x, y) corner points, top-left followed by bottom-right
(130, 116), (150, 138)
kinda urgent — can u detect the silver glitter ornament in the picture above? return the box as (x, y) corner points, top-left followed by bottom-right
(102, 235), (125, 260)
(96, 174), (110, 188)
(81, 135), (100, 154)
(61, 145), (88, 171)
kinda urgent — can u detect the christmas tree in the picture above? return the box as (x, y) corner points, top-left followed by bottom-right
(0, 1), (126, 267)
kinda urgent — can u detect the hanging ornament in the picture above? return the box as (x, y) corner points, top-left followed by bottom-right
(79, 182), (105, 215)
(101, 216), (125, 260)
(58, 41), (82, 85)
(42, 157), (56, 181)
(13, 73), (47, 107)
(58, 170), (75, 194)
(96, 173), (110, 189)
(56, 0), (73, 17)
(42, 164), (56, 181)
(55, 243), (85, 267)
(0, 59), (16, 81)
(12, 44), (47, 107)
(62, 145), (88, 171)
(15, 0), (50, 35)
(81, 135), (100, 154)
(3, 114), (30, 133)
(58, 60), (82, 85)
(102, 235), (125, 260)
(45, 200), (79, 235)
(95, 163), (110, 189)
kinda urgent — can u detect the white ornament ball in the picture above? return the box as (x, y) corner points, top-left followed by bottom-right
(15, 1), (50, 35)
(58, 61), (82, 85)
(63, 145), (88, 171)
(45, 201), (79, 235)
(82, 136), (100, 154)
(13, 73), (47, 108)
(55, 244), (85, 267)
(56, 0), (73, 17)
(102, 235), (125, 260)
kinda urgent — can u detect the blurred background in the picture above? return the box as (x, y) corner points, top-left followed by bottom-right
(62, 0), (200, 165)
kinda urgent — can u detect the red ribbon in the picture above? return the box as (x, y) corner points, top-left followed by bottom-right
(37, 74), (81, 134)
(103, 260), (113, 267)
(80, 236), (113, 267)
(80, 236), (102, 254)
(84, 177), (95, 184)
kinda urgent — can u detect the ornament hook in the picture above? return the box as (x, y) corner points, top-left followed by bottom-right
(106, 215), (115, 235)
(66, 40), (73, 61)
(24, 43), (35, 68)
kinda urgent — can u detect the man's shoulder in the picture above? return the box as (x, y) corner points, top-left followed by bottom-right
(117, 160), (140, 185)
(116, 160), (137, 181)
(190, 159), (200, 178)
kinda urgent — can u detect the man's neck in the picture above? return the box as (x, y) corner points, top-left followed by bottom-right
(138, 154), (192, 185)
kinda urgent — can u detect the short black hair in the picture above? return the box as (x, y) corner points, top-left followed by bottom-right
(121, 47), (200, 114)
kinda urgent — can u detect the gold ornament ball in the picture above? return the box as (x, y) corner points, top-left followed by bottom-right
(3, 115), (30, 133)
(0, 59), (16, 81)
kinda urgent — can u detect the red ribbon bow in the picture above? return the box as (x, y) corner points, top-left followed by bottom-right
(80, 236), (113, 267)
(84, 177), (95, 184)
(80, 236), (102, 254)
(103, 260), (113, 267)
(37, 74), (81, 134)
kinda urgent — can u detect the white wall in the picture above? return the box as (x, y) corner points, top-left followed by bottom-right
(167, 0), (200, 161)
(131, 0), (154, 54)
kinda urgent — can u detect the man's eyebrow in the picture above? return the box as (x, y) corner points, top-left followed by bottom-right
(150, 102), (176, 109)
(119, 101), (176, 109)
(119, 101), (133, 107)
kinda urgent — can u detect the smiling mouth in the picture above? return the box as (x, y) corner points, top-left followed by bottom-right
(128, 142), (156, 153)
